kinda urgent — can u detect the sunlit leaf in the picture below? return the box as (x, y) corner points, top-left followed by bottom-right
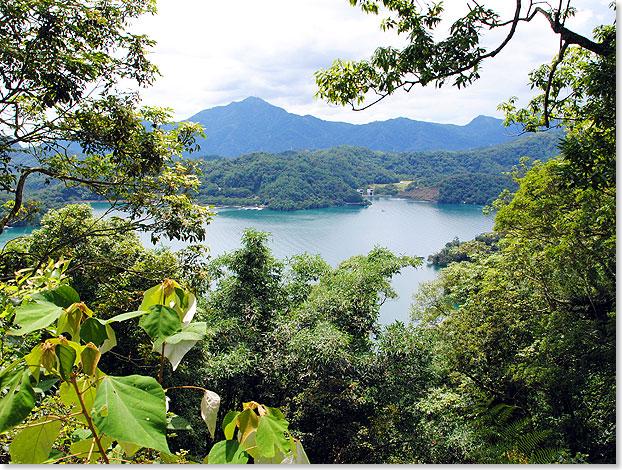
(9, 418), (61, 464)
(200, 390), (220, 439)
(236, 408), (259, 444)
(139, 305), (181, 347)
(222, 411), (239, 440)
(80, 343), (101, 377)
(69, 435), (114, 463)
(206, 440), (249, 464)
(0, 368), (36, 433)
(255, 414), (290, 458)
(92, 375), (169, 454)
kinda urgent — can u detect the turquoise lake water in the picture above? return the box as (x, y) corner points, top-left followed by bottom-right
(1, 197), (494, 324)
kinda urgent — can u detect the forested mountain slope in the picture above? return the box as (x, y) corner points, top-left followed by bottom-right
(195, 129), (563, 209)
(184, 97), (525, 157)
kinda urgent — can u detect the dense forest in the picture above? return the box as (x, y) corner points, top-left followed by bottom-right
(193, 130), (561, 210)
(0, 0), (614, 465)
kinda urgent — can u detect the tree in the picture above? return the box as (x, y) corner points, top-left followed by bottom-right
(315, 1), (614, 114)
(0, 0), (212, 244)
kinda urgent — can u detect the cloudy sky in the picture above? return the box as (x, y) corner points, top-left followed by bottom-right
(128, 0), (614, 125)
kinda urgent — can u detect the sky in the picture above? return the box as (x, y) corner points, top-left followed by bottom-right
(128, 0), (615, 125)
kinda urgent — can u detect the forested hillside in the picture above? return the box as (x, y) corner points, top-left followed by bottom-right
(194, 130), (562, 209)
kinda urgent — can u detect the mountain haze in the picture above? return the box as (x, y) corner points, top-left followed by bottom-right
(185, 97), (524, 157)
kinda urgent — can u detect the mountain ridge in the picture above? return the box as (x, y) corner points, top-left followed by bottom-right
(184, 97), (524, 157)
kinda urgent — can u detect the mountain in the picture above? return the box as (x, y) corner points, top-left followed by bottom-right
(184, 97), (525, 157)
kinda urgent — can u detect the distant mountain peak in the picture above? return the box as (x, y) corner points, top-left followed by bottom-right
(184, 97), (523, 157)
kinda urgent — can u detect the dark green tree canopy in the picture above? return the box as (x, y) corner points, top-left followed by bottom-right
(315, 0), (614, 113)
(0, 0), (211, 243)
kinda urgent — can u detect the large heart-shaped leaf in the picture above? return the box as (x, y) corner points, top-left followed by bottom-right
(255, 414), (290, 458)
(9, 286), (80, 336)
(0, 367), (36, 433)
(91, 375), (169, 454)
(9, 418), (61, 464)
(139, 305), (181, 348)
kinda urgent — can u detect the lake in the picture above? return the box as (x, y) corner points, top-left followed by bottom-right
(1, 198), (494, 324)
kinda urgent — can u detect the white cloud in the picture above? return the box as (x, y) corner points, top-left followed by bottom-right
(127, 0), (614, 125)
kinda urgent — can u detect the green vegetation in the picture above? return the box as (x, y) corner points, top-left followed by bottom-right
(0, 0), (614, 464)
(193, 131), (561, 210)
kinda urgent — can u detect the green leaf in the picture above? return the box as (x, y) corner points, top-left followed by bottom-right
(9, 300), (63, 336)
(255, 414), (290, 458)
(236, 408), (259, 444)
(80, 318), (108, 346)
(154, 322), (207, 370)
(139, 305), (181, 347)
(37, 286), (80, 308)
(118, 440), (140, 458)
(139, 284), (165, 311)
(99, 324), (117, 354)
(80, 344), (101, 377)
(167, 415), (193, 431)
(206, 440), (249, 464)
(200, 390), (220, 439)
(0, 368), (36, 433)
(9, 418), (62, 464)
(104, 310), (147, 324)
(23, 344), (43, 382)
(70, 435), (114, 463)
(92, 375), (170, 454)
(55, 344), (77, 381)
(222, 411), (239, 440)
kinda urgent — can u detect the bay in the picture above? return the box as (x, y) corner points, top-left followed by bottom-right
(126, 197), (495, 325)
(0, 198), (494, 325)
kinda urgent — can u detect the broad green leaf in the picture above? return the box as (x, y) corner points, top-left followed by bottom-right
(92, 375), (170, 454)
(70, 435), (114, 463)
(139, 305), (181, 347)
(0, 368), (36, 433)
(255, 414), (290, 458)
(200, 390), (220, 439)
(222, 411), (240, 440)
(36, 286), (80, 309)
(80, 318), (108, 346)
(9, 299), (64, 336)
(10, 286), (79, 336)
(9, 418), (62, 464)
(206, 440), (249, 464)
(139, 284), (165, 311)
(55, 344), (76, 381)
